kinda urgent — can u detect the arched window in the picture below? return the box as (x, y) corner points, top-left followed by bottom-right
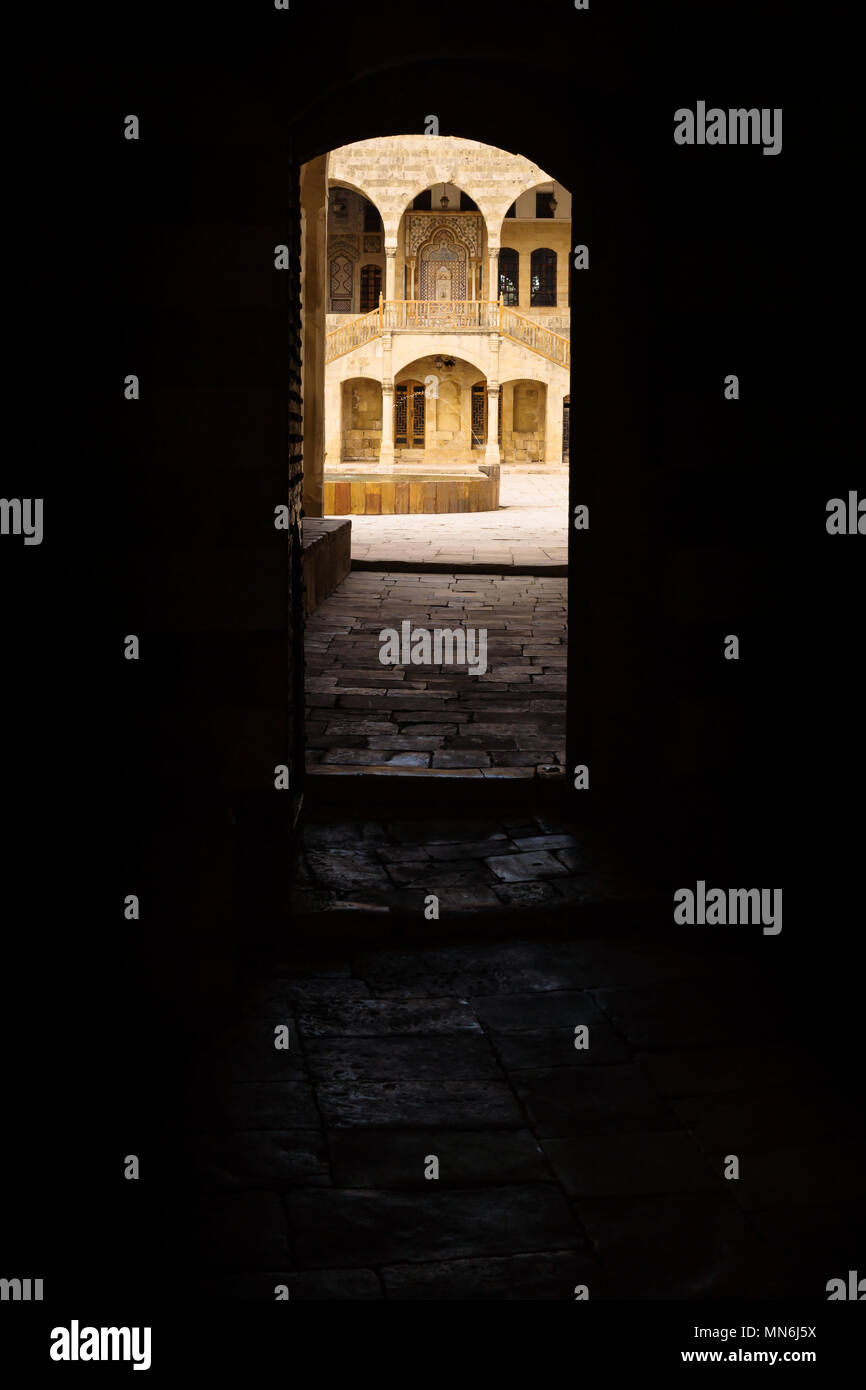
(498, 248), (519, 307)
(360, 264), (382, 312)
(531, 248), (557, 307)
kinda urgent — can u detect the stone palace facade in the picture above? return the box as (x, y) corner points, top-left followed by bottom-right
(300, 135), (571, 510)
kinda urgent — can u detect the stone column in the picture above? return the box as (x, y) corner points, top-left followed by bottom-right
(488, 330), (501, 386)
(381, 330), (393, 385)
(487, 242), (500, 303)
(385, 243), (397, 302)
(380, 381), (395, 466)
(485, 383), (501, 465)
(380, 331), (395, 466)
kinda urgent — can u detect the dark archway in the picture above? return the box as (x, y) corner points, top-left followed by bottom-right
(52, 12), (826, 1321)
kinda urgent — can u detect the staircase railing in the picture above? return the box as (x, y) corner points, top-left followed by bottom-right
(324, 306), (381, 364)
(325, 297), (570, 368)
(499, 304), (570, 368)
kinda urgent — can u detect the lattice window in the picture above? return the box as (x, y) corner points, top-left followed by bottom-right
(412, 386), (425, 445)
(531, 248), (557, 307)
(395, 383), (425, 447)
(471, 384), (486, 448)
(562, 398), (570, 461)
(498, 248), (519, 307)
(394, 385), (408, 444)
(360, 264), (381, 312)
(475, 383), (489, 447)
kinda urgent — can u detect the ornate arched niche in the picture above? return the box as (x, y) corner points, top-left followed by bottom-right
(418, 228), (468, 301)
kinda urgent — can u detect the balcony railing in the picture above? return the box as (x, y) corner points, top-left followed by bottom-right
(325, 298), (570, 369)
(383, 299), (500, 331)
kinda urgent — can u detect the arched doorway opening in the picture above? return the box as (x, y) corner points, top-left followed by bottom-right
(340, 377), (383, 461)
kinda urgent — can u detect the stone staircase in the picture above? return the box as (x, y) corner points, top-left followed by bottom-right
(325, 300), (570, 369)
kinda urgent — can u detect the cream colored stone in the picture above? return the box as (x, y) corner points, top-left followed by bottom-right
(303, 135), (573, 500)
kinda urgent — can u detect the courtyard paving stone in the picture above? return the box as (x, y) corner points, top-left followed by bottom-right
(201, 1270), (384, 1300)
(284, 1185), (585, 1268)
(489, 1024), (631, 1070)
(542, 1131), (718, 1198)
(306, 572), (566, 776)
(470, 990), (604, 1031)
(304, 1034), (501, 1082)
(194, 1130), (331, 1191)
(296, 997), (482, 1037)
(337, 471), (567, 570)
(380, 1250), (605, 1300)
(513, 1064), (677, 1139)
(186, 921), (855, 1298)
(327, 1128), (552, 1189)
(317, 1077), (525, 1129)
(576, 1193), (767, 1299)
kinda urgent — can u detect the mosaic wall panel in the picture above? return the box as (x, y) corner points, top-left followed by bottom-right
(329, 254), (353, 312)
(330, 234), (359, 258)
(405, 212), (482, 258)
(419, 229), (468, 301)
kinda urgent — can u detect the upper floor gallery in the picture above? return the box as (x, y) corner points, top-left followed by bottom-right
(323, 135), (572, 332)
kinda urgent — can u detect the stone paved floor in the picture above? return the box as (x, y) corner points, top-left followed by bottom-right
(292, 813), (633, 917)
(190, 926), (866, 1299)
(306, 572), (567, 778)
(335, 468), (568, 569)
